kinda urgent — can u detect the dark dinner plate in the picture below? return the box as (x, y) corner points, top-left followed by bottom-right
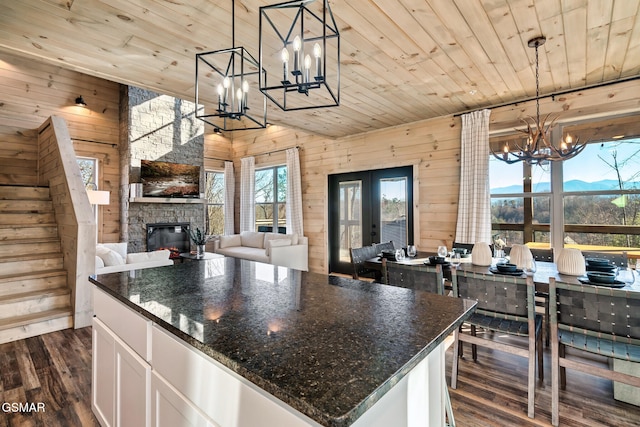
(586, 264), (617, 273)
(577, 277), (626, 288)
(489, 267), (524, 276)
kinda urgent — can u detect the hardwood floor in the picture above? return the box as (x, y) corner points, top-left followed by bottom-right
(0, 327), (639, 426)
(0, 327), (98, 427)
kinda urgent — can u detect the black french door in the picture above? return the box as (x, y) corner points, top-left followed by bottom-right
(328, 166), (413, 274)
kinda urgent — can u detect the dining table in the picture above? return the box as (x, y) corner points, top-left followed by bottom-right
(365, 253), (640, 293)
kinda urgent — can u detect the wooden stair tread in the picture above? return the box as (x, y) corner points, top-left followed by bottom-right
(0, 287), (70, 304)
(0, 223), (57, 229)
(0, 252), (64, 263)
(0, 237), (60, 245)
(0, 307), (72, 331)
(0, 269), (67, 283)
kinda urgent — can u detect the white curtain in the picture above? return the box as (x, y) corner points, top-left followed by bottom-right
(223, 161), (235, 235)
(455, 109), (492, 244)
(240, 157), (255, 233)
(286, 147), (304, 236)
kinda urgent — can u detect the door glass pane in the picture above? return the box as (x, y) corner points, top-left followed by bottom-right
(380, 177), (407, 248)
(339, 181), (362, 263)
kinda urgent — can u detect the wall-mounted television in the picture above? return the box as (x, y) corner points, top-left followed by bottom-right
(140, 160), (200, 198)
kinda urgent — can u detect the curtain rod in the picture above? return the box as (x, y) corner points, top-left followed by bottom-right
(250, 145), (300, 157)
(453, 75), (640, 118)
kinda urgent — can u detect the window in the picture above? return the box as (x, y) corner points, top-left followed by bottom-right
(255, 166), (287, 233)
(205, 171), (225, 235)
(490, 118), (640, 255)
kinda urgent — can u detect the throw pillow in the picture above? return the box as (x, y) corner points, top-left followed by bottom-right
(265, 239), (291, 256)
(263, 232), (299, 247)
(127, 250), (170, 264)
(97, 247), (125, 266)
(240, 231), (264, 248)
(219, 235), (242, 249)
(99, 242), (128, 260)
(95, 256), (105, 270)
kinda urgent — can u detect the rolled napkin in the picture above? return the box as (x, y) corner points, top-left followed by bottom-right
(556, 248), (586, 276)
(471, 242), (492, 266)
(509, 244), (534, 270)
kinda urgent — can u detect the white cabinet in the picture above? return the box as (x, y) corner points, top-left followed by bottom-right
(92, 288), (152, 427)
(151, 371), (218, 427)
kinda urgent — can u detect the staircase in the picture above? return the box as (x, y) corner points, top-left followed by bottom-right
(0, 185), (73, 344)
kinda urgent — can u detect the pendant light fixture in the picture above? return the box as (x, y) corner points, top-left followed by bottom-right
(195, 0), (267, 131)
(258, 0), (340, 111)
(491, 36), (585, 165)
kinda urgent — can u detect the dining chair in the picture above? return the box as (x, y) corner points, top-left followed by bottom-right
(549, 278), (640, 426)
(452, 242), (474, 253)
(530, 247), (554, 262)
(349, 245), (379, 280)
(374, 240), (395, 253)
(450, 270), (543, 419)
(381, 259), (445, 295)
(581, 250), (628, 267)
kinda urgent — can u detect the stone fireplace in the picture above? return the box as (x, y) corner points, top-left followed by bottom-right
(119, 86), (206, 253)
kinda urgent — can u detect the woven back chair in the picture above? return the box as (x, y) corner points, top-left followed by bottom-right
(349, 245), (379, 280)
(549, 278), (640, 426)
(381, 260), (444, 295)
(581, 250), (628, 267)
(374, 241), (395, 253)
(450, 270), (542, 419)
(530, 247), (554, 262)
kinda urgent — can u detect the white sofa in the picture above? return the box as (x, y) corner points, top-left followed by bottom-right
(95, 242), (173, 275)
(214, 231), (309, 271)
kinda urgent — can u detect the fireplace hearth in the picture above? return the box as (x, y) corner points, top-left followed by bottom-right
(147, 223), (190, 258)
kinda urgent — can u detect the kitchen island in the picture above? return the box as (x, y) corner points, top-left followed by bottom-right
(89, 257), (475, 427)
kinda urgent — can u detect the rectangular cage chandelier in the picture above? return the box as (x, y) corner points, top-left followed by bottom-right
(259, 0), (340, 111)
(195, 1), (267, 132)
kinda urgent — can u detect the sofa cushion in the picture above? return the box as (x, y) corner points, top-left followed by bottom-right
(127, 250), (171, 264)
(219, 234), (242, 248)
(97, 246), (125, 267)
(98, 242), (127, 260)
(265, 239), (291, 256)
(263, 232), (298, 247)
(240, 231), (264, 249)
(217, 246), (269, 263)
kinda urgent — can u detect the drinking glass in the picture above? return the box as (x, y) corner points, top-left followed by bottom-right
(407, 245), (417, 258)
(524, 259), (537, 276)
(450, 253), (461, 268)
(395, 248), (405, 261)
(437, 245), (447, 258)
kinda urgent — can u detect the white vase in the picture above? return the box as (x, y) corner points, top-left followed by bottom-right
(471, 242), (492, 266)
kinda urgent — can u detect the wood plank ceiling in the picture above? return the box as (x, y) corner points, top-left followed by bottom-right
(0, 0), (638, 138)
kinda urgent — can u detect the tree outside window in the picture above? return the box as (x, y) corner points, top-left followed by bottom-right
(255, 166), (286, 232)
(205, 171), (224, 235)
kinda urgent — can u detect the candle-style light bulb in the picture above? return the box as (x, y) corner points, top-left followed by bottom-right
(304, 54), (311, 83)
(293, 36), (301, 72)
(503, 143), (509, 161)
(281, 48), (289, 81)
(216, 84), (224, 109)
(313, 43), (322, 79)
(565, 134), (573, 149)
(242, 80), (249, 111)
(222, 76), (230, 104)
(236, 88), (243, 113)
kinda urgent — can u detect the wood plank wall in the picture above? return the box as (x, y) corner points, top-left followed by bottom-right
(230, 80), (640, 274)
(0, 51), (121, 242)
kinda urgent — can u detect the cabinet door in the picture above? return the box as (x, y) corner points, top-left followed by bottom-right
(93, 318), (115, 427)
(150, 372), (217, 427)
(116, 340), (151, 427)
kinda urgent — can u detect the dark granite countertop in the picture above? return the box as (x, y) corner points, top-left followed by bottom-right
(90, 257), (476, 427)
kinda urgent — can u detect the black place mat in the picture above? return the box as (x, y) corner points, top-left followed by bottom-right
(424, 261), (450, 267)
(585, 264), (617, 272)
(577, 277), (626, 288)
(489, 267), (524, 276)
